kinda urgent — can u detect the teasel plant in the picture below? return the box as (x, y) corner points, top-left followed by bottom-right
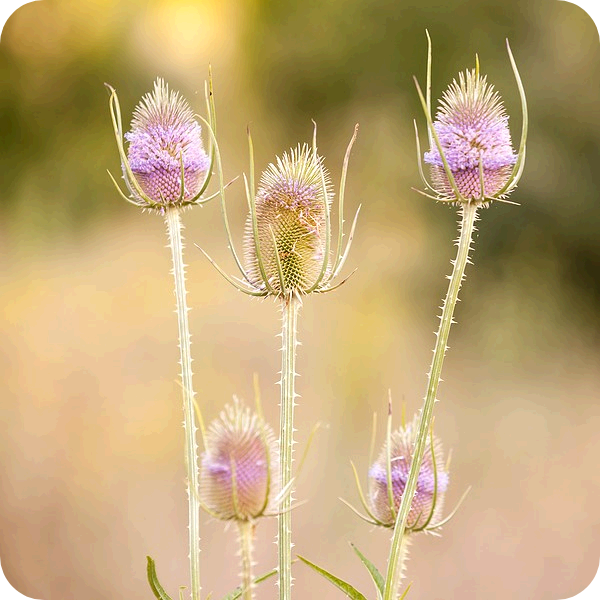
(106, 73), (220, 600)
(198, 122), (360, 600)
(299, 32), (527, 600)
(383, 34), (528, 599)
(198, 379), (279, 600)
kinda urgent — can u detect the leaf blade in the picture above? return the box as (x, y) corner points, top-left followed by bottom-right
(146, 556), (174, 600)
(298, 555), (368, 600)
(351, 544), (384, 595)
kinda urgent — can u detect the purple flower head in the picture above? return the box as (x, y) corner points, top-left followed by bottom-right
(200, 398), (278, 521)
(123, 78), (210, 208)
(368, 415), (449, 530)
(424, 69), (518, 201)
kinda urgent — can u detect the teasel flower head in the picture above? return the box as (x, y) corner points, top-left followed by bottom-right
(243, 144), (335, 295)
(366, 415), (449, 531)
(198, 123), (360, 300)
(343, 406), (468, 534)
(414, 34), (528, 206)
(200, 397), (279, 521)
(106, 76), (217, 212)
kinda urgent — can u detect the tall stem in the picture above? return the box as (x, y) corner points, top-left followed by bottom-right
(278, 295), (301, 600)
(165, 206), (201, 600)
(383, 202), (478, 600)
(238, 521), (255, 600)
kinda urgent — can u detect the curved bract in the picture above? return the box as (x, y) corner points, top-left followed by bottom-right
(414, 33), (528, 206)
(202, 122), (360, 301)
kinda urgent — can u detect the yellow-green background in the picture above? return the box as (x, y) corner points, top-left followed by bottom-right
(1, 1), (598, 598)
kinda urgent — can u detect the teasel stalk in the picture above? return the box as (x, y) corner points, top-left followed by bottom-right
(199, 122), (359, 600)
(382, 34), (528, 600)
(107, 74), (219, 600)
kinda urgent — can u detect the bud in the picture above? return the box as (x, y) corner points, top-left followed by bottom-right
(423, 68), (518, 202)
(200, 398), (278, 521)
(244, 144), (333, 296)
(368, 416), (449, 530)
(107, 78), (211, 211)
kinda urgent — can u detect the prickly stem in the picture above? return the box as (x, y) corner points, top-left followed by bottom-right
(383, 202), (478, 600)
(278, 295), (301, 600)
(165, 206), (202, 600)
(238, 520), (256, 600)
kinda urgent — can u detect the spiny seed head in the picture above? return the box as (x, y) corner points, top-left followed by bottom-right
(424, 69), (517, 201)
(200, 398), (278, 521)
(243, 144), (333, 296)
(368, 416), (449, 530)
(124, 78), (210, 208)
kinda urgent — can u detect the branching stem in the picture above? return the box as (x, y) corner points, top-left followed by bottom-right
(383, 201), (478, 600)
(165, 206), (201, 600)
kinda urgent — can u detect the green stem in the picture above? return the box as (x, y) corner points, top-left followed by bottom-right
(278, 295), (301, 600)
(383, 202), (478, 600)
(165, 207), (201, 600)
(238, 521), (255, 600)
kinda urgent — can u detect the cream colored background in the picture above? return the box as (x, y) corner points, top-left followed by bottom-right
(1, 1), (599, 599)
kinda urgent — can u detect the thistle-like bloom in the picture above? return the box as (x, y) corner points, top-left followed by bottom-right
(344, 410), (464, 535)
(243, 145), (333, 295)
(424, 70), (517, 200)
(367, 416), (449, 530)
(200, 124), (360, 299)
(106, 77), (215, 211)
(200, 398), (279, 521)
(414, 39), (527, 205)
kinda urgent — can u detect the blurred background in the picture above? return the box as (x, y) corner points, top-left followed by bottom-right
(1, 0), (599, 599)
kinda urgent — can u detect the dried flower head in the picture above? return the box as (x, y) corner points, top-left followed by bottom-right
(107, 77), (215, 212)
(367, 416), (449, 531)
(414, 37), (527, 205)
(200, 398), (278, 521)
(199, 125), (360, 300)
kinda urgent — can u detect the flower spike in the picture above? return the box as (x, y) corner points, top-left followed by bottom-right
(414, 35), (527, 205)
(365, 413), (450, 532)
(106, 77), (216, 212)
(208, 124), (359, 301)
(200, 397), (279, 522)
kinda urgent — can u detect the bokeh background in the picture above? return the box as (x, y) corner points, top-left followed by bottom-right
(1, 1), (599, 599)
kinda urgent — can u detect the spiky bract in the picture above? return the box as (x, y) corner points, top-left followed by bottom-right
(244, 144), (333, 296)
(368, 416), (449, 530)
(124, 78), (210, 208)
(200, 398), (278, 521)
(424, 69), (517, 201)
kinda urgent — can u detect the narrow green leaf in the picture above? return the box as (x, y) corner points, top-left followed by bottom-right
(298, 555), (368, 600)
(146, 556), (173, 600)
(399, 582), (413, 599)
(351, 544), (384, 595)
(221, 567), (278, 600)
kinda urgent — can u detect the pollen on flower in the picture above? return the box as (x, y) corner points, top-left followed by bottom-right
(125, 78), (210, 206)
(368, 416), (449, 529)
(243, 144), (333, 296)
(424, 69), (517, 201)
(200, 398), (278, 521)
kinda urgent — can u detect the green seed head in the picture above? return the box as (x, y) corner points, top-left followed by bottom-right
(244, 144), (333, 297)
